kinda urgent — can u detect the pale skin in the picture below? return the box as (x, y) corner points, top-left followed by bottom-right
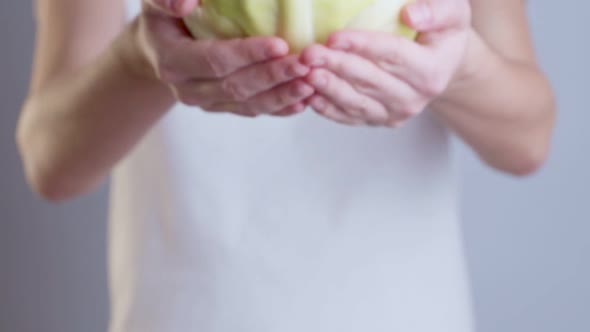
(17, 0), (556, 202)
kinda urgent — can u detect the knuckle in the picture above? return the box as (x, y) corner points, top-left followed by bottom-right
(285, 81), (311, 102)
(273, 89), (291, 107)
(289, 81), (310, 99)
(206, 44), (231, 78)
(355, 79), (376, 96)
(314, 69), (332, 90)
(379, 47), (403, 69)
(222, 79), (249, 101)
(301, 44), (323, 64)
(390, 50), (404, 67)
(347, 37), (368, 56)
(355, 97), (372, 117)
(264, 63), (284, 84)
(422, 71), (448, 97)
(329, 55), (346, 74)
(335, 54), (351, 73)
(311, 97), (328, 114)
(244, 40), (266, 62)
(378, 56), (400, 73)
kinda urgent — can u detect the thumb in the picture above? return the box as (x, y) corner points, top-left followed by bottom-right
(143, 0), (199, 17)
(401, 0), (471, 32)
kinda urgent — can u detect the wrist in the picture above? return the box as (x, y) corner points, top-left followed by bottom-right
(111, 18), (161, 84)
(437, 28), (501, 103)
(109, 19), (177, 112)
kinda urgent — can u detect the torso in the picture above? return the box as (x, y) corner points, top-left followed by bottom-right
(105, 2), (475, 331)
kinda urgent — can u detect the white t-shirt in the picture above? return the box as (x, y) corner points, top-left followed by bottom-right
(106, 2), (475, 331)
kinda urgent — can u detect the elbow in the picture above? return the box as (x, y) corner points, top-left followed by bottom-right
(504, 144), (550, 177)
(16, 114), (96, 204)
(26, 170), (76, 204)
(17, 134), (73, 203)
(18, 151), (90, 204)
(491, 115), (556, 178)
(484, 139), (551, 178)
(510, 95), (557, 177)
(19, 153), (102, 204)
(27, 164), (84, 203)
(497, 83), (556, 177)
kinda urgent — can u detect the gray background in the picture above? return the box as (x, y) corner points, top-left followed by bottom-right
(1, 1), (588, 332)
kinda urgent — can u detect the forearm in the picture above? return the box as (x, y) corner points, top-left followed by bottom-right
(430, 29), (556, 176)
(17, 21), (175, 201)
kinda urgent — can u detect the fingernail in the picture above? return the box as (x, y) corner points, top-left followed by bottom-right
(408, 3), (433, 27)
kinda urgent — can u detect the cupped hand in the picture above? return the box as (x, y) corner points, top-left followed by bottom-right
(134, 0), (314, 117)
(300, 0), (471, 127)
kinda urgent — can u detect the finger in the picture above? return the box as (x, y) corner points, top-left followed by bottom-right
(171, 55), (308, 105)
(308, 95), (363, 126)
(324, 31), (437, 95)
(221, 55), (310, 102)
(157, 37), (289, 83)
(271, 103), (308, 117)
(311, 94), (410, 128)
(173, 75), (313, 112)
(172, 84), (261, 118)
(244, 79), (315, 115)
(199, 38), (290, 78)
(143, 0), (199, 17)
(401, 0), (471, 32)
(198, 102), (261, 118)
(301, 44), (419, 105)
(304, 68), (389, 125)
(171, 79), (222, 107)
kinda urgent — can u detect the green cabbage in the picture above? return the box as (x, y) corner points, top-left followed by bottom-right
(184, 0), (416, 53)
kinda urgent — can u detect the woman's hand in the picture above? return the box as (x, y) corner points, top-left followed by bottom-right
(300, 0), (471, 127)
(133, 0), (314, 117)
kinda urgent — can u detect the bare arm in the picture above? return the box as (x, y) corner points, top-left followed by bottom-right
(17, 0), (174, 201)
(17, 0), (312, 202)
(297, 0), (555, 176)
(430, 0), (556, 175)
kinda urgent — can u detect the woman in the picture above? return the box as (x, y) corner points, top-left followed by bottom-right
(17, 0), (556, 331)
